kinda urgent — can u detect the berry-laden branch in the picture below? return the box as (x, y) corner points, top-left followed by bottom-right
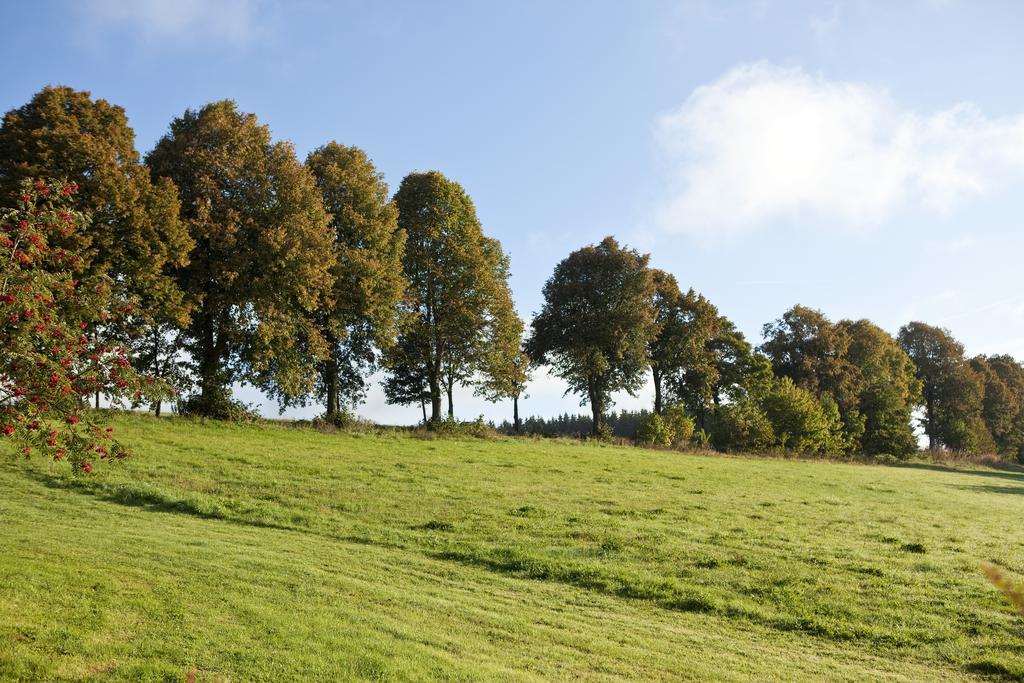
(1, 179), (169, 472)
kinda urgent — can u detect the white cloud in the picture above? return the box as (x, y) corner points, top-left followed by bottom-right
(655, 63), (1024, 238)
(80, 0), (266, 45)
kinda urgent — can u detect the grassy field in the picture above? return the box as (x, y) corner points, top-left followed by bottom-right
(1, 414), (1023, 681)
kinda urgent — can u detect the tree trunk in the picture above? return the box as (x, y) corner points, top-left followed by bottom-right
(652, 366), (663, 415)
(420, 399), (427, 424)
(429, 374), (442, 425)
(322, 331), (340, 419)
(925, 387), (935, 451)
(446, 377), (454, 420)
(200, 314), (219, 405)
(513, 395), (521, 434)
(95, 391), (100, 410)
(153, 400), (162, 418)
(588, 381), (603, 436)
(325, 356), (340, 419)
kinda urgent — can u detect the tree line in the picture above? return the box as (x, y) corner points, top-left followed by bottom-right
(528, 237), (1024, 460)
(0, 87), (521, 429)
(2, 86), (1022, 462)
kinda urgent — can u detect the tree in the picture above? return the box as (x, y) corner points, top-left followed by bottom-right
(381, 328), (433, 423)
(898, 322), (985, 452)
(146, 101), (334, 416)
(840, 319), (921, 456)
(475, 298), (531, 432)
(761, 305), (864, 447)
(0, 86), (193, 396)
(1, 180), (165, 470)
(761, 377), (845, 454)
(971, 355), (1024, 460)
(527, 237), (657, 436)
(385, 172), (516, 424)
(668, 314), (771, 434)
(647, 270), (719, 416)
(280, 142), (408, 420)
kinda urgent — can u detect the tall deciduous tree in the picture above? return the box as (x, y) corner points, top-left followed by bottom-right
(761, 305), (864, 449)
(289, 142), (407, 419)
(669, 314), (772, 434)
(0, 86), (193, 392)
(146, 101), (334, 416)
(475, 297), (530, 432)
(647, 270), (719, 416)
(898, 322), (985, 452)
(384, 171), (516, 424)
(839, 319), (921, 456)
(970, 355), (1024, 459)
(527, 237), (657, 435)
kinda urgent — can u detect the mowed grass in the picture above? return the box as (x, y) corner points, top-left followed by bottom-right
(2, 415), (1024, 681)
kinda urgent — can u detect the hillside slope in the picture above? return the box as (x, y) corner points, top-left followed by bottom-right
(2, 415), (1023, 681)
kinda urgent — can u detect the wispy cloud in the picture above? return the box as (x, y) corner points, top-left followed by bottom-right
(654, 62), (1024, 239)
(79, 0), (269, 46)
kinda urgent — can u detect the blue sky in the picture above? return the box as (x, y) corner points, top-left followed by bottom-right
(3, 0), (1023, 424)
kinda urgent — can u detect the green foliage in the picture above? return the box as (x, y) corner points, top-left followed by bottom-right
(671, 314), (771, 433)
(710, 399), (774, 452)
(384, 171), (518, 425)
(425, 414), (497, 439)
(291, 142), (408, 417)
(0, 86), (194, 392)
(528, 237), (657, 435)
(899, 322), (987, 453)
(474, 285), (530, 428)
(842, 319), (921, 457)
(762, 307), (922, 456)
(971, 355), (1024, 460)
(146, 100), (335, 414)
(663, 404), (695, 446)
(761, 306), (863, 448)
(176, 386), (261, 423)
(0, 86), (191, 317)
(647, 271), (720, 416)
(761, 377), (840, 454)
(636, 412), (672, 447)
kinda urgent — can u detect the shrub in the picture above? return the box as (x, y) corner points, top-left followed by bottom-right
(761, 377), (835, 454)
(710, 400), (774, 452)
(636, 412), (672, 447)
(663, 405), (695, 447)
(427, 415), (497, 439)
(177, 387), (261, 423)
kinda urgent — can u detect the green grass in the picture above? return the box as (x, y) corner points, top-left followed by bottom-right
(2, 414), (1024, 681)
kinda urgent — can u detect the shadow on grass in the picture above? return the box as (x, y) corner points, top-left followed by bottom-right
(24, 470), (298, 533)
(891, 462), (1024, 484)
(951, 484), (1024, 496)
(430, 545), (922, 649)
